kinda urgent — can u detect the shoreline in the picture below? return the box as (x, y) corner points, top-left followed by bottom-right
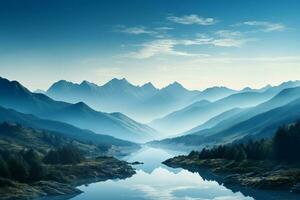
(0, 157), (136, 200)
(163, 155), (300, 194)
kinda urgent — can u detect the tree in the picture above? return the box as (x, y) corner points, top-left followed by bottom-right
(28, 161), (47, 182)
(7, 156), (29, 181)
(234, 148), (247, 161)
(0, 155), (9, 178)
(43, 144), (85, 165)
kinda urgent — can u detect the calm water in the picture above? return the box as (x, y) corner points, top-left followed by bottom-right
(68, 147), (300, 200)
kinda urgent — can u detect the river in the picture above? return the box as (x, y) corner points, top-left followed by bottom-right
(68, 146), (300, 200)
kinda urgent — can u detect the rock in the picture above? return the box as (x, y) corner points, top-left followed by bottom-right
(131, 161), (144, 165)
(33, 181), (82, 196)
(224, 174), (241, 185)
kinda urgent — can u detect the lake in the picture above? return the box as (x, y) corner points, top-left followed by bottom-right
(67, 146), (299, 200)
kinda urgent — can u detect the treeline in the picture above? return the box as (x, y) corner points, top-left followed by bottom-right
(44, 144), (85, 164)
(189, 121), (300, 163)
(0, 144), (84, 183)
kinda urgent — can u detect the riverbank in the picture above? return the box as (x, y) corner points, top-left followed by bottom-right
(163, 155), (300, 194)
(0, 156), (136, 200)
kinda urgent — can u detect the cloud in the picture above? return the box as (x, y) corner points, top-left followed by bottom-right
(116, 26), (155, 35)
(115, 25), (174, 39)
(125, 35), (256, 59)
(241, 21), (285, 32)
(125, 39), (210, 59)
(154, 27), (174, 31)
(190, 56), (300, 65)
(167, 14), (217, 25)
(214, 30), (242, 38)
(181, 37), (255, 47)
(210, 38), (252, 47)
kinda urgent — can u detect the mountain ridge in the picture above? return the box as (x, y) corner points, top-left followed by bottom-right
(0, 77), (157, 143)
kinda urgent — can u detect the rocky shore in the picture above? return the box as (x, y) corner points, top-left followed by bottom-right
(0, 156), (135, 200)
(163, 155), (300, 194)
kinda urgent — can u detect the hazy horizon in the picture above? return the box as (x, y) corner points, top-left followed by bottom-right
(1, 0), (300, 91)
(19, 77), (300, 93)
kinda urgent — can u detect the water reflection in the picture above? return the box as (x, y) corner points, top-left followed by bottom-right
(70, 147), (253, 200)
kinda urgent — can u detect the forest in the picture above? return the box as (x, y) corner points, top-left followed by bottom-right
(189, 120), (300, 163)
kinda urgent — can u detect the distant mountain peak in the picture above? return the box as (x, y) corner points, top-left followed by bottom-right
(165, 81), (185, 90)
(0, 76), (31, 95)
(80, 80), (92, 85)
(47, 80), (75, 91)
(241, 87), (252, 92)
(112, 78), (128, 83)
(203, 86), (233, 92)
(279, 80), (300, 88)
(104, 78), (132, 87)
(68, 101), (95, 112)
(80, 80), (98, 88)
(73, 101), (89, 108)
(34, 89), (45, 94)
(55, 80), (73, 85)
(141, 82), (157, 90)
(258, 84), (272, 92)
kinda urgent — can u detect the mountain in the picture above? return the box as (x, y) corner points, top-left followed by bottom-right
(189, 86), (300, 138)
(183, 108), (243, 135)
(152, 86), (300, 150)
(149, 100), (211, 136)
(208, 97), (300, 144)
(192, 86), (237, 102)
(46, 79), (241, 123)
(46, 78), (159, 122)
(33, 89), (46, 94)
(0, 122), (104, 155)
(241, 84), (271, 93)
(0, 77), (157, 143)
(150, 91), (276, 134)
(45, 102), (157, 142)
(0, 106), (137, 151)
(150, 81), (300, 135)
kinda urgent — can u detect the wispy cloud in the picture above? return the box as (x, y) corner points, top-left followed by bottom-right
(214, 30), (242, 38)
(154, 27), (174, 31)
(190, 56), (300, 64)
(240, 21), (285, 32)
(116, 17), (280, 59)
(125, 39), (210, 59)
(167, 14), (217, 25)
(212, 30), (257, 47)
(116, 26), (155, 35)
(210, 38), (255, 47)
(124, 35), (253, 59)
(115, 25), (174, 39)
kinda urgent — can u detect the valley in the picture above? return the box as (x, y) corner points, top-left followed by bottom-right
(2, 76), (300, 200)
(1, 1), (299, 199)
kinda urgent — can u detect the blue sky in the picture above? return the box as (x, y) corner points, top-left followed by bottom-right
(0, 0), (300, 90)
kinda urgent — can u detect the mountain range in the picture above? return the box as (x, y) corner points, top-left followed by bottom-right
(3, 75), (300, 151)
(46, 79), (239, 122)
(0, 105), (136, 148)
(0, 77), (157, 143)
(149, 81), (300, 135)
(152, 84), (300, 149)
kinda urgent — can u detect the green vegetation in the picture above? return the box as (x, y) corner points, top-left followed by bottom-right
(193, 120), (300, 163)
(0, 122), (136, 199)
(43, 144), (85, 165)
(164, 121), (300, 193)
(0, 149), (45, 182)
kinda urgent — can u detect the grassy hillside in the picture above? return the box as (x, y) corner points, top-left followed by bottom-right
(0, 122), (136, 199)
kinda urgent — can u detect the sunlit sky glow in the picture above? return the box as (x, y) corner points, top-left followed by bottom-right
(0, 0), (300, 91)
